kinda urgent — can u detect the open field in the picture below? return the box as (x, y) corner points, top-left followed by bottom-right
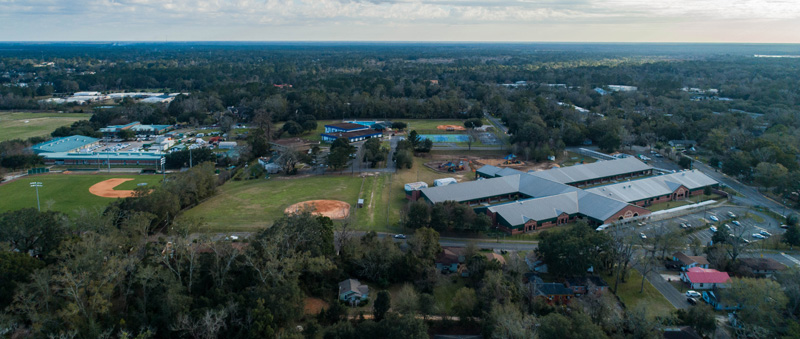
(0, 173), (162, 215)
(0, 112), (92, 141)
(181, 175), (363, 231)
(601, 270), (674, 319)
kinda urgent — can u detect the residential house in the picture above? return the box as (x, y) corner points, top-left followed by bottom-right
(531, 282), (573, 304)
(565, 276), (609, 295)
(338, 279), (369, 305)
(680, 267), (731, 290)
(672, 252), (710, 271)
(738, 258), (786, 277)
(435, 247), (466, 273)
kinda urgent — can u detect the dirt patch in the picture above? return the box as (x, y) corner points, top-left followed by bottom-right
(437, 124), (466, 131)
(304, 297), (330, 315)
(89, 178), (136, 198)
(285, 200), (351, 219)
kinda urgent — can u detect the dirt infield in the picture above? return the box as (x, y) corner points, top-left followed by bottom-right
(284, 200), (351, 219)
(89, 178), (136, 198)
(437, 124), (466, 131)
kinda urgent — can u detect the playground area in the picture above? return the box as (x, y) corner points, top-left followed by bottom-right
(425, 159), (473, 173)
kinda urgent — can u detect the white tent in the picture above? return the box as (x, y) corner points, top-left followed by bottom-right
(433, 178), (458, 187)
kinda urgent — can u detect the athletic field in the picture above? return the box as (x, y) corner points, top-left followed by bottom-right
(0, 173), (162, 215)
(0, 112), (92, 141)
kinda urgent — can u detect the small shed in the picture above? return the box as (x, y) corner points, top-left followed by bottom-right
(434, 178), (457, 187)
(404, 182), (428, 200)
(357, 199), (364, 208)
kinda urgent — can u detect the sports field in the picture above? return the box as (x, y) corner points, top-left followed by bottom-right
(0, 112), (92, 141)
(180, 175), (364, 231)
(0, 174), (162, 215)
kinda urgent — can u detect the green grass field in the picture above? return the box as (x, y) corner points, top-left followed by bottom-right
(0, 112), (92, 142)
(601, 270), (674, 319)
(181, 175), (364, 231)
(0, 174), (162, 216)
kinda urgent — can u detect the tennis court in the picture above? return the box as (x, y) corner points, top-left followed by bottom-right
(419, 134), (469, 143)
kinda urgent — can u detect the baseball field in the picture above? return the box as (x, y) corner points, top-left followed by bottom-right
(0, 112), (92, 142)
(0, 173), (162, 215)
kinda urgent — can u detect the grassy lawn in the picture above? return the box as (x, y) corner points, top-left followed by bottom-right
(355, 174), (393, 231)
(181, 175), (364, 231)
(602, 269), (674, 319)
(560, 151), (597, 166)
(0, 112), (92, 141)
(0, 173), (162, 216)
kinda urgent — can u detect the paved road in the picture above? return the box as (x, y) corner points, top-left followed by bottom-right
(484, 112), (509, 134)
(639, 266), (690, 309)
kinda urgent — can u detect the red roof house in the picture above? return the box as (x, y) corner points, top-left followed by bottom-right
(680, 267), (731, 289)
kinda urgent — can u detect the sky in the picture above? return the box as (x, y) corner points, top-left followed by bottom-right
(1, 0), (799, 43)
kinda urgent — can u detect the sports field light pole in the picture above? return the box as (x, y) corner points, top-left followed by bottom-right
(30, 182), (42, 211)
(160, 157), (166, 180)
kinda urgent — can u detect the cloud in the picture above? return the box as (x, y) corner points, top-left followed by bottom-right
(0, 0), (798, 41)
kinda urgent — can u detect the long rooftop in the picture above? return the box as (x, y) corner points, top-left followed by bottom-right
(31, 135), (99, 154)
(585, 170), (718, 203)
(528, 157), (651, 184)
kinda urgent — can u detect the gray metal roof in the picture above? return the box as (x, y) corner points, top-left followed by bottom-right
(420, 174), (579, 204)
(476, 165), (502, 176)
(528, 157), (651, 184)
(488, 190), (632, 225)
(585, 170), (718, 203)
(31, 135), (99, 153)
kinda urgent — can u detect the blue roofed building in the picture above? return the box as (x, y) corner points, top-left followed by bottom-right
(31, 135), (100, 154)
(40, 152), (164, 166)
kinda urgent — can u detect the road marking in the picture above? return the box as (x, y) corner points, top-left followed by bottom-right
(781, 253), (800, 267)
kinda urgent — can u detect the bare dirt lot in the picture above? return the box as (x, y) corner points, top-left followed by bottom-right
(436, 124), (466, 131)
(88, 178), (136, 198)
(284, 200), (351, 219)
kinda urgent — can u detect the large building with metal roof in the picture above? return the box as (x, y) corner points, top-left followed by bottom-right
(585, 170), (719, 207)
(477, 157), (652, 187)
(418, 159), (717, 234)
(40, 152), (163, 166)
(31, 135), (100, 154)
(100, 121), (172, 139)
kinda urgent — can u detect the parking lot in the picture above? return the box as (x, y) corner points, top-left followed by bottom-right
(632, 205), (783, 247)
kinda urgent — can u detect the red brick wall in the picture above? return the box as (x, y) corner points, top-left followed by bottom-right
(603, 205), (651, 223)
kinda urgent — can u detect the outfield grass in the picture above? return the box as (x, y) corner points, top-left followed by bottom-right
(0, 112), (92, 141)
(0, 174), (162, 216)
(601, 269), (674, 319)
(180, 175), (364, 231)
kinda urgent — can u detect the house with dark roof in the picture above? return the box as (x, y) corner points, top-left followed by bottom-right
(531, 282), (573, 304)
(435, 247), (466, 273)
(565, 276), (609, 295)
(738, 258), (786, 277)
(680, 267), (731, 289)
(672, 252), (710, 271)
(338, 279), (369, 305)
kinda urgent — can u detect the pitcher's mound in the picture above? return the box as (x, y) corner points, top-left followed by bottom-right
(89, 178), (136, 198)
(285, 200), (350, 219)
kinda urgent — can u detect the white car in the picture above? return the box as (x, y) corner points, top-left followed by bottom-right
(686, 290), (701, 298)
(724, 224), (732, 230)
(728, 212), (737, 218)
(639, 233), (647, 239)
(760, 230), (772, 237)
(732, 220), (741, 226)
(709, 215), (719, 222)
(393, 234), (407, 239)
(710, 226), (717, 232)
(752, 234), (766, 239)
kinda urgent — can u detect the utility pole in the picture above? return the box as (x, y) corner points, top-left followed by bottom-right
(30, 182), (42, 211)
(189, 148), (193, 168)
(161, 157), (166, 180)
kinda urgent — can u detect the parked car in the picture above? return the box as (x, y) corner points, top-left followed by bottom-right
(728, 211), (737, 218)
(760, 230), (772, 237)
(685, 223), (692, 228)
(393, 234), (407, 239)
(687, 297), (698, 305)
(680, 223), (687, 229)
(686, 290), (701, 298)
(724, 224), (732, 230)
(752, 234), (766, 239)
(732, 220), (741, 226)
(781, 224), (789, 229)
(639, 233), (647, 239)
(709, 215), (719, 222)
(710, 226), (717, 232)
